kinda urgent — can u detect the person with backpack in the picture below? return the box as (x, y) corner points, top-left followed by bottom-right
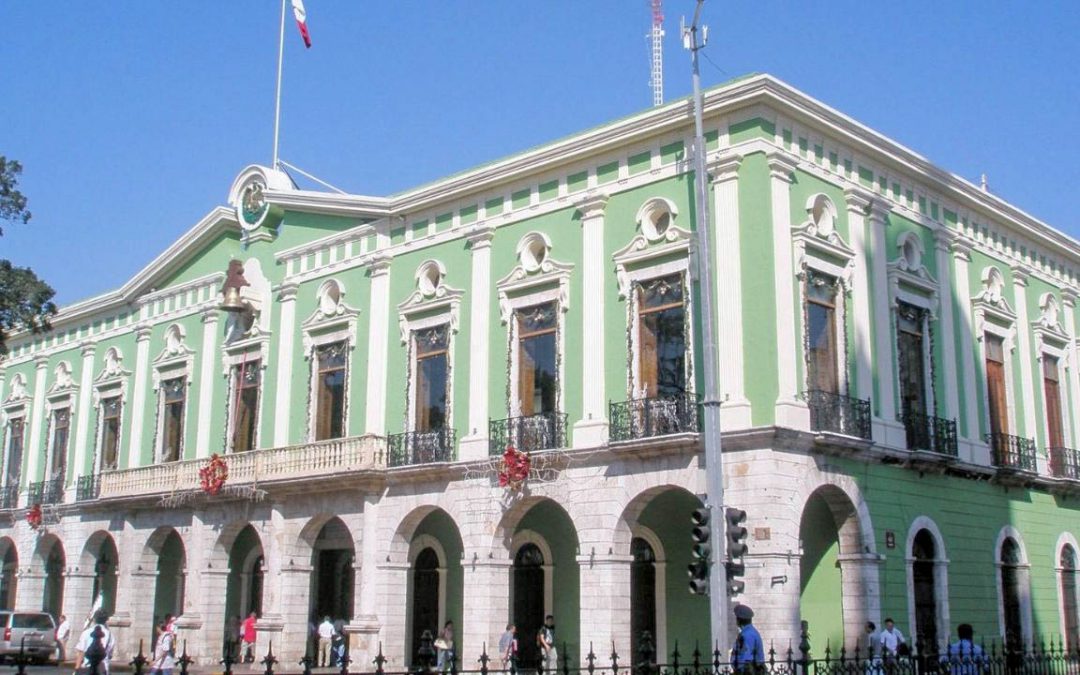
(74, 610), (115, 675)
(150, 619), (176, 675)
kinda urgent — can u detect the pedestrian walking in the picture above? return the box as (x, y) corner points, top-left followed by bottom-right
(74, 610), (116, 675)
(943, 624), (986, 675)
(317, 616), (335, 667)
(150, 619), (176, 675)
(731, 604), (764, 675)
(538, 615), (557, 674)
(241, 612), (258, 664)
(498, 624), (517, 672)
(434, 620), (455, 673)
(880, 618), (907, 657)
(864, 622), (882, 675)
(56, 614), (71, 664)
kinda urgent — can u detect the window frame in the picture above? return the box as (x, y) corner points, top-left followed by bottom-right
(904, 517), (950, 652)
(312, 341), (348, 442)
(44, 362), (78, 485)
(96, 395), (123, 473)
(633, 273), (689, 399)
(92, 346), (130, 474)
(1, 411), (27, 488)
(994, 526), (1033, 647)
(227, 356), (263, 452)
(151, 324), (196, 464)
(973, 268), (1018, 440)
(157, 375), (189, 463)
(896, 301), (934, 419)
(803, 270), (845, 395)
(411, 325), (451, 433)
(514, 301), (560, 416)
(1056, 535), (1080, 652)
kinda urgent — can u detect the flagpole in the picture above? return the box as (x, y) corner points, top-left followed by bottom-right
(272, 0), (286, 169)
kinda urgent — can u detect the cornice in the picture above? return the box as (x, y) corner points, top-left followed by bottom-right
(843, 184), (875, 213)
(707, 151), (743, 184)
(575, 192), (609, 221)
(765, 151), (797, 182)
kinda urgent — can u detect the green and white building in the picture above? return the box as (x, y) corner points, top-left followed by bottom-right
(1, 74), (1079, 666)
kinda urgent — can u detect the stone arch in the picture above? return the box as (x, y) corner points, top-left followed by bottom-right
(293, 513), (360, 563)
(138, 526), (186, 572)
(34, 534), (66, 618)
(210, 520), (264, 570)
(797, 481), (875, 556)
(904, 516), (950, 650)
(301, 515), (357, 627)
(389, 504), (462, 563)
(140, 527), (187, 637)
(614, 483), (701, 557)
(78, 531), (119, 615)
(995, 525), (1032, 648)
(0, 536), (18, 610)
(1055, 532), (1080, 650)
(490, 494), (583, 556)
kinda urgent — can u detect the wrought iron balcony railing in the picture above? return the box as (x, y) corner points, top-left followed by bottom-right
(388, 428), (456, 467)
(0, 484), (17, 510)
(609, 393), (700, 442)
(76, 474), (101, 501)
(901, 410), (958, 456)
(489, 412), (567, 455)
(1049, 446), (1080, 481)
(27, 477), (64, 506)
(986, 432), (1038, 472)
(802, 389), (873, 440)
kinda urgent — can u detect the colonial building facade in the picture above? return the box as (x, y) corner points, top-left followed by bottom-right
(1, 74), (1079, 667)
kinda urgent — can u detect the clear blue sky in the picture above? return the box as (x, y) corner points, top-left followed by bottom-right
(2, 1), (1077, 305)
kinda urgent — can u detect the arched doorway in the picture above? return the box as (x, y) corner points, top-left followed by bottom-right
(0, 538), (17, 610)
(911, 530), (938, 649)
(1061, 545), (1079, 652)
(152, 530), (186, 637)
(41, 539), (65, 618)
(513, 543), (545, 670)
(308, 518), (355, 625)
(84, 533), (119, 616)
(225, 525), (265, 653)
(410, 548), (439, 662)
(630, 538), (657, 667)
(1000, 538), (1023, 652)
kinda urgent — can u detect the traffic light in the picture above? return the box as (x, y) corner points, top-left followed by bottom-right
(725, 507), (748, 595)
(688, 507), (711, 595)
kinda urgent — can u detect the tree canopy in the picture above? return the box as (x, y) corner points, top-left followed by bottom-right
(0, 156), (56, 355)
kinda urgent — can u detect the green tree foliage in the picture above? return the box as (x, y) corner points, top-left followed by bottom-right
(0, 156), (56, 355)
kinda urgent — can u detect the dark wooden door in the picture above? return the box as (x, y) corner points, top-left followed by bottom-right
(631, 538), (657, 666)
(513, 544), (545, 670)
(411, 548), (439, 664)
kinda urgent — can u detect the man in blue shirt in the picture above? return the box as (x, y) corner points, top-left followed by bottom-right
(731, 604), (765, 674)
(943, 624), (986, 675)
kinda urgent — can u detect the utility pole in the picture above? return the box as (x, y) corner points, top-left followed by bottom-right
(682, 0), (729, 653)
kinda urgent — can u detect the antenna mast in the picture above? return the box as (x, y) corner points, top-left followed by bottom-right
(650, 0), (664, 106)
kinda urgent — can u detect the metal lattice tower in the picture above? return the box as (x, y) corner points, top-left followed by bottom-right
(650, 0), (664, 106)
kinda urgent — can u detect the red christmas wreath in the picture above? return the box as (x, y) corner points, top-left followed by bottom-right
(26, 504), (42, 530)
(199, 453), (229, 496)
(498, 446), (531, 491)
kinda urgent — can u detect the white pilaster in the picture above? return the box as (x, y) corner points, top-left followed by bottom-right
(576, 553), (633, 666)
(460, 558), (512, 668)
(710, 152), (751, 429)
(933, 229), (961, 424)
(844, 187), (876, 416)
(573, 193), (609, 447)
(1011, 267), (1039, 450)
(72, 343), (96, 479)
(364, 256), (393, 436)
(867, 199), (905, 446)
(951, 239), (984, 463)
(767, 153), (809, 428)
(126, 325), (153, 469)
(195, 310), (219, 458)
(1063, 293), (1080, 451)
(272, 283), (299, 447)
(25, 355), (49, 482)
(460, 226), (496, 460)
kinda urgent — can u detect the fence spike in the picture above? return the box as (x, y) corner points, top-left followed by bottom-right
(131, 638), (149, 675)
(372, 642), (386, 675)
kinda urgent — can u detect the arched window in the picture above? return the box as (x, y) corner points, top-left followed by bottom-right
(1000, 538), (1024, 652)
(1061, 545), (1079, 651)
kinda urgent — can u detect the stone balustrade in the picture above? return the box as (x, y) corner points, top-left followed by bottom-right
(97, 434), (386, 499)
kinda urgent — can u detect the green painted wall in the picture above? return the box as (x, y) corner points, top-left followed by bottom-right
(517, 501), (580, 667)
(799, 494), (844, 651)
(739, 154), (778, 425)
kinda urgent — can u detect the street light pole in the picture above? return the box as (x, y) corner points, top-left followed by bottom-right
(682, 0), (729, 653)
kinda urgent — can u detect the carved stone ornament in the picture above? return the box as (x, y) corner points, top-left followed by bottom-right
(47, 362), (76, 395)
(299, 278), (360, 357)
(4, 374), (28, 405)
(1033, 292), (1071, 355)
(887, 231), (939, 318)
(226, 165), (291, 235)
(612, 221), (691, 300)
(398, 260), (464, 343)
(496, 237), (573, 324)
(792, 195), (856, 292)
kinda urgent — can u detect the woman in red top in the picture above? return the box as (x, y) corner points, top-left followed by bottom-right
(240, 612), (258, 663)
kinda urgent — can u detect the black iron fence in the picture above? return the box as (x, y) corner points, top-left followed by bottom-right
(1049, 447), (1080, 481)
(26, 477), (64, 506)
(901, 411), (958, 457)
(0, 484), (17, 510)
(610, 393), (700, 442)
(986, 433), (1038, 472)
(76, 474), (101, 501)
(489, 412), (568, 455)
(803, 390), (873, 440)
(387, 428), (456, 467)
(96, 633), (1080, 675)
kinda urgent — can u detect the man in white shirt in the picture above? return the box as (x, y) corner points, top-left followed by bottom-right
(55, 614), (71, 663)
(879, 618), (906, 658)
(317, 616), (335, 667)
(74, 610), (116, 675)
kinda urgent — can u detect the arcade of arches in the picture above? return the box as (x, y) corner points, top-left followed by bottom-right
(0, 459), (1075, 668)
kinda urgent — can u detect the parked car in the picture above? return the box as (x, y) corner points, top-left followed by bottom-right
(0, 611), (58, 664)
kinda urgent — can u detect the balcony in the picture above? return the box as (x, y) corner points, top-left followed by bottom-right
(986, 433), (1037, 472)
(97, 435), (385, 500)
(802, 389), (873, 440)
(76, 475), (101, 501)
(901, 410), (958, 457)
(489, 412), (568, 455)
(27, 477), (64, 506)
(0, 485), (18, 510)
(387, 428), (455, 467)
(609, 393), (700, 442)
(1049, 447), (1080, 481)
